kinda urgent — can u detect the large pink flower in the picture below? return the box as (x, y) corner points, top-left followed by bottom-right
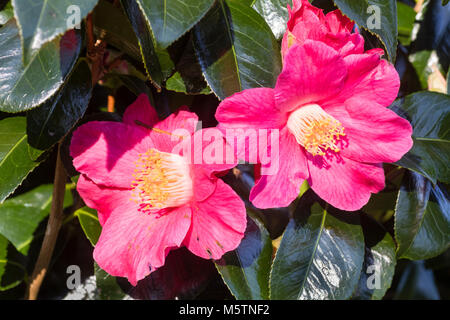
(281, 0), (366, 59)
(70, 94), (246, 285)
(216, 39), (413, 211)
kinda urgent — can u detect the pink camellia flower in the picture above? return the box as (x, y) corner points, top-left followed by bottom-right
(70, 94), (246, 285)
(281, 0), (368, 59)
(216, 32), (413, 210)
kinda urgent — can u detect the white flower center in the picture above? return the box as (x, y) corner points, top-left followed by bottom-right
(131, 149), (193, 212)
(287, 104), (346, 156)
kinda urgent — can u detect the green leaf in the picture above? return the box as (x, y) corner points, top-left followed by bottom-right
(352, 233), (396, 300)
(395, 171), (450, 261)
(215, 213), (273, 300)
(393, 260), (440, 299)
(0, 184), (73, 254)
(270, 192), (365, 300)
(252, 0), (291, 40)
(444, 0), (449, 6)
(391, 91), (450, 184)
(135, 0), (215, 49)
(121, 0), (174, 88)
(75, 207), (101, 247)
(0, 235), (7, 283)
(0, 1), (13, 25)
(94, 262), (126, 300)
(397, 2), (416, 46)
(370, 233), (397, 299)
(26, 60), (92, 152)
(193, 0), (282, 100)
(0, 234), (26, 291)
(165, 35), (211, 95)
(11, 0), (98, 63)
(0, 117), (45, 203)
(0, 20), (82, 112)
(166, 72), (211, 95)
(93, 0), (141, 62)
(333, 0), (397, 62)
(409, 50), (434, 89)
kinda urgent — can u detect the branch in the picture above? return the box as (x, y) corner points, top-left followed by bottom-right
(26, 144), (67, 300)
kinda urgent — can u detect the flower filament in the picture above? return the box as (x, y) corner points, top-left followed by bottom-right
(287, 104), (346, 156)
(131, 149), (193, 213)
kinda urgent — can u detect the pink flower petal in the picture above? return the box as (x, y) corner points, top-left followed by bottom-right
(123, 93), (159, 128)
(322, 32), (365, 56)
(324, 52), (400, 107)
(150, 108), (198, 153)
(94, 203), (192, 286)
(250, 127), (309, 209)
(307, 155), (385, 211)
(325, 99), (413, 163)
(183, 179), (246, 260)
(215, 88), (285, 129)
(275, 41), (347, 114)
(76, 175), (129, 225)
(191, 166), (217, 202)
(70, 121), (154, 188)
(325, 9), (354, 33)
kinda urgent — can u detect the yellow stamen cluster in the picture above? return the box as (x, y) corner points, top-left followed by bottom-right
(131, 149), (193, 213)
(287, 104), (346, 156)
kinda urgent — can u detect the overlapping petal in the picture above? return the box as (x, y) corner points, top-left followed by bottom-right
(250, 127), (308, 209)
(307, 155), (385, 211)
(94, 204), (192, 286)
(325, 99), (413, 163)
(70, 121), (154, 189)
(275, 41), (347, 114)
(183, 179), (246, 260)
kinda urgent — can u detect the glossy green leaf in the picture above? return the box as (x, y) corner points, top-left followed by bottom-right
(333, 0), (397, 62)
(75, 207), (101, 247)
(0, 117), (45, 203)
(215, 214), (273, 300)
(370, 233), (397, 299)
(165, 35), (211, 95)
(394, 260), (440, 299)
(94, 262), (126, 300)
(391, 91), (450, 184)
(270, 193), (365, 300)
(121, 0), (175, 88)
(0, 20), (82, 112)
(352, 233), (396, 300)
(252, 0), (291, 40)
(0, 184), (73, 254)
(135, 0), (214, 49)
(395, 171), (450, 261)
(26, 60), (92, 152)
(397, 2), (416, 46)
(166, 72), (211, 95)
(0, 234), (26, 291)
(0, 235), (7, 283)
(409, 50), (434, 89)
(193, 0), (282, 100)
(93, 0), (141, 62)
(11, 0), (98, 62)
(0, 1), (13, 25)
